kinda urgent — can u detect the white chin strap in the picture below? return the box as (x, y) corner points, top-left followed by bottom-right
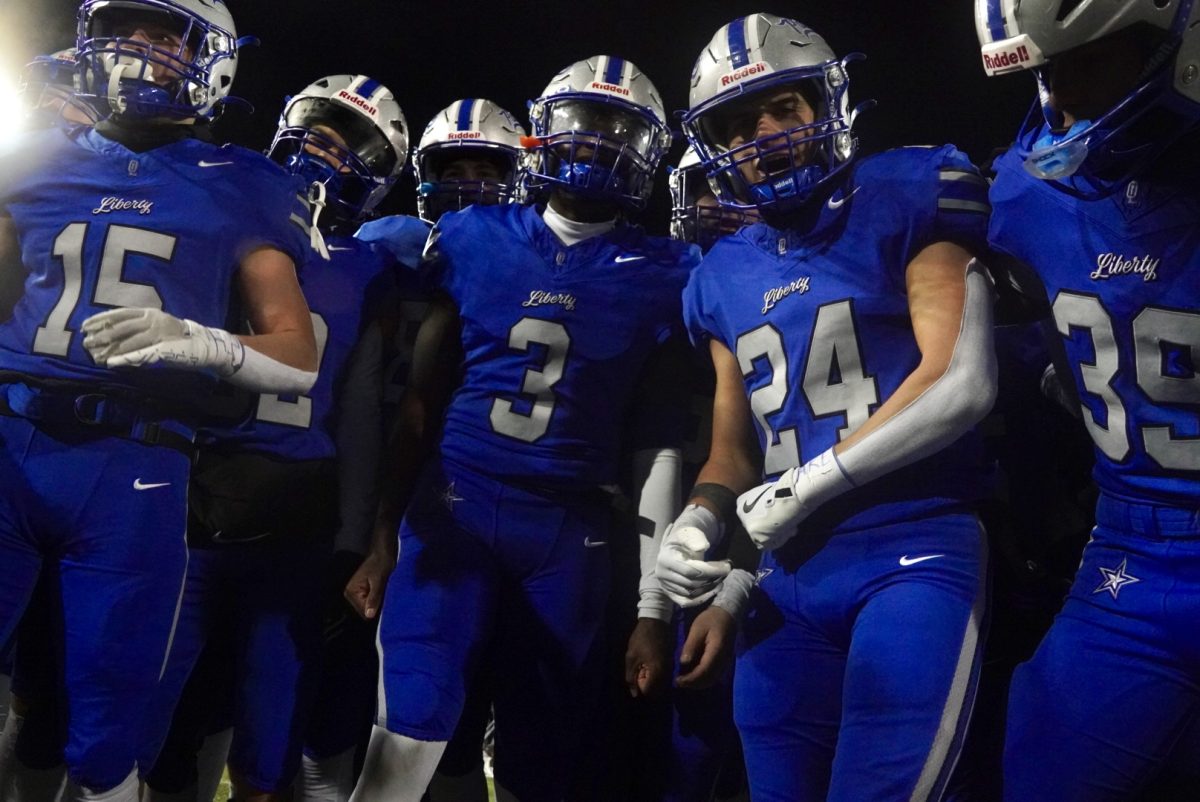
(308, 181), (332, 261)
(105, 55), (144, 114)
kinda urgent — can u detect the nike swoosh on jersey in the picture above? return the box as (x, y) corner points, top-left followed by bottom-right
(614, 255), (644, 264)
(899, 554), (945, 566)
(741, 486), (772, 514)
(827, 186), (860, 210)
(584, 537), (608, 548)
(133, 479), (171, 491)
(210, 530), (274, 544)
(198, 160), (234, 168)
(327, 246), (355, 252)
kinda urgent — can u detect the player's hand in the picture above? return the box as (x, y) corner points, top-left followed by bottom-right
(624, 617), (672, 699)
(738, 449), (852, 551)
(81, 307), (242, 375)
(676, 605), (736, 690)
(656, 506), (731, 608)
(344, 547), (394, 621)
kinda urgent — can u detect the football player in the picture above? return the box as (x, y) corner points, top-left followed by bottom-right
(668, 146), (756, 253)
(0, 0), (318, 799)
(975, 1), (1200, 797)
(656, 13), (996, 801)
(413, 98), (526, 223)
(344, 56), (698, 802)
(139, 74), (411, 802)
(407, 97), (527, 802)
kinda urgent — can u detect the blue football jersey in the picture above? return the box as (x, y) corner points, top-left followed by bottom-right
(211, 235), (394, 460)
(990, 131), (1200, 507)
(685, 146), (992, 529)
(356, 214), (435, 411)
(431, 203), (700, 487)
(0, 127), (311, 414)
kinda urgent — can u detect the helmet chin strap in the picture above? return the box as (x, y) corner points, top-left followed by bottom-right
(106, 56), (139, 114)
(307, 181), (331, 261)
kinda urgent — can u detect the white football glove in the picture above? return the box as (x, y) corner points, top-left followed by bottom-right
(737, 447), (854, 551)
(82, 308), (243, 376)
(655, 504), (731, 608)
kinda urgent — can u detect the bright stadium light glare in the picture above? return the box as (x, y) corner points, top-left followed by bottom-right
(0, 67), (27, 148)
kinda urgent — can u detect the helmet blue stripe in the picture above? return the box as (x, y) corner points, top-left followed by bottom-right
(728, 17), (750, 68)
(985, 0), (1007, 42)
(603, 56), (624, 86)
(457, 98), (475, 131)
(357, 76), (382, 99)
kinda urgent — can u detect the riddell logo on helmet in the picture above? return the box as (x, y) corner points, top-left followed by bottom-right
(980, 36), (1043, 76)
(336, 90), (378, 117)
(589, 81), (631, 96)
(720, 62), (769, 87)
(981, 46), (1032, 73)
(448, 131), (483, 140)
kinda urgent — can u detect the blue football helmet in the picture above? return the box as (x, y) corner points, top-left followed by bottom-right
(414, 98), (526, 223)
(267, 74), (409, 229)
(19, 49), (105, 129)
(523, 55), (672, 209)
(682, 13), (870, 214)
(977, 0), (1200, 194)
(76, 0), (245, 120)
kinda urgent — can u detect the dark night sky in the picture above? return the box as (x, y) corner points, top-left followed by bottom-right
(3, 1), (1036, 225)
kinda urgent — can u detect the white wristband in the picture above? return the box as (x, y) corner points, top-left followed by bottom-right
(710, 568), (755, 622)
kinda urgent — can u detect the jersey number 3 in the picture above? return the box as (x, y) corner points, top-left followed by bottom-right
(490, 317), (570, 443)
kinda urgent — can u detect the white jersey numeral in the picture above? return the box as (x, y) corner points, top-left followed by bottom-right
(737, 301), (877, 476)
(737, 324), (799, 476)
(803, 301), (879, 442)
(489, 317), (570, 443)
(1055, 291), (1200, 470)
(256, 313), (330, 429)
(35, 223), (172, 357)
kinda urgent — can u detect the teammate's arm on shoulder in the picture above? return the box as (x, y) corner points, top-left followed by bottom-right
(237, 245), (318, 373)
(0, 214), (22, 323)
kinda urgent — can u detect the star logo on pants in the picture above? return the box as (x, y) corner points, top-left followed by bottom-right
(1093, 557), (1140, 600)
(440, 481), (464, 510)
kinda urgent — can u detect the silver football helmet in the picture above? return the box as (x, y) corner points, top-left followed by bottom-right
(524, 55), (673, 209)
(76, 0), (243, 120)
(669, 146), (757, 251)
(414, 99), (526, 223)
(976, 0), (1200, 186)
(268, 74), (409, 227)
(682, 13), (869, 213)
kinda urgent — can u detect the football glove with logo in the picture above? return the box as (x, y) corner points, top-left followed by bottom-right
(736, 447), (854, 551)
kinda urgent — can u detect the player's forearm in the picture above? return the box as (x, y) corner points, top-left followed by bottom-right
(633, 447), (682, 622)
(832, 259), (997, 482)
(688, 457), (760, 520)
